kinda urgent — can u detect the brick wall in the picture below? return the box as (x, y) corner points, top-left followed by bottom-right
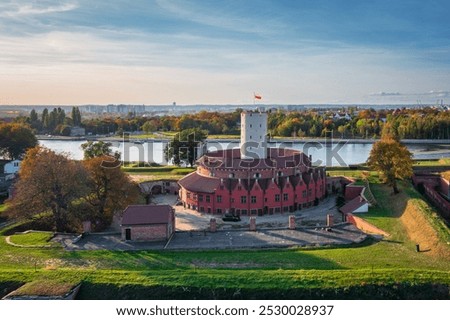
(346, 214), (390, 237)
(122, 224), (168, 241)
(423, 184), (450, 219)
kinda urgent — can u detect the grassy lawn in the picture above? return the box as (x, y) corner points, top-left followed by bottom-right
(207, 134), (240, 139)
(122, 166), (195, 181)
(413, 158), (450, 166)
(9, 232), (59, 247)
(0, 174), (448, 298)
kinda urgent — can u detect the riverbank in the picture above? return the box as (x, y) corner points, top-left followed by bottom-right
(37, 134), (450, 145)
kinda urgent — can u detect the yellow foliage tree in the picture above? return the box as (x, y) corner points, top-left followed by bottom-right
(367, 136), (413, 194)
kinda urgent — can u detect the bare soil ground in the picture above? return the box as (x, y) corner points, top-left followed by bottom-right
(400, 198), (450, 260)
(386, 186), (450, 260)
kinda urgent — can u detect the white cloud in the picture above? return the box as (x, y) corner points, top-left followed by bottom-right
(0, 1), (78, 18)
(155, 0), (283, 36)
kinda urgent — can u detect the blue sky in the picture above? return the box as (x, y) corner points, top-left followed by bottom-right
(0, 0), (449, 105)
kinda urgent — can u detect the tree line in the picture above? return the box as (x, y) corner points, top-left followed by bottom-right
(23, 107), (82, 135)
(16, 106), (450, 139)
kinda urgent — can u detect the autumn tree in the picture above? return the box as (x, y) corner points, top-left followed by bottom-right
(367, 135), (413, 194)
(7, 147), (88, 231)
(0, 122), (37, 160)
(82, 156), (139, 231)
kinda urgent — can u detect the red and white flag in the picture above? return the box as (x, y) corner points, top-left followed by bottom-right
(254, 93), (262, 100)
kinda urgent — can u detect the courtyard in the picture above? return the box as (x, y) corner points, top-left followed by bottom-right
(53, 193), (361, 251)
(152, 193), (341, 231)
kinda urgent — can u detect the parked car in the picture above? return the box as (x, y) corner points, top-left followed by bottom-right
(222, 214), (241, 222)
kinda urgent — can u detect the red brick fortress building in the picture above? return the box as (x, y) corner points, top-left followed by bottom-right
(178, 111), (327, 216)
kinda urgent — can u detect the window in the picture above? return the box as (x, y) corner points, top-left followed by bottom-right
(238, 186), (242, 191)
(187, 192), (191, 199)
(193, 194), (197, 200)
(275, 194), (280, 202)
(302, 190), (307, 198)
(216, 208), (222, 214)
(283, 193), (288, 201)
(251, 209), (257, 215)
(14, 162), (19, 167)
(206, 195), (210, 203)
(254, 172), (260, 178)
(198, 195), (203, 202)
(241, 196), (247, 204)
(231, 198), (235, 203)
(308, 189), (312, 196)
(200, 207), (204, 212)
(275, 207), (281, 213)
(283, 206), (289, 212)
(217, 195), (222, 203)
(242, 209), (247, 215)
(250, 124), (252, 128)
(251, 195), (257, 203)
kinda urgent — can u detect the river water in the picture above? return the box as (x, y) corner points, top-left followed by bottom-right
(39, 139), (450, 167)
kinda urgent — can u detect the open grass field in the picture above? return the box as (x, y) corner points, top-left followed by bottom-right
(122, 166), (195, 182)
(0, 174), (448, 298)
(9, 232), (60, 248)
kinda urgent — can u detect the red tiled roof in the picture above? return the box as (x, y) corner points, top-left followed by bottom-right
(339, 196), (368, 214)
(200, 148), (311, 170)
(122, 205), (173, 225)
(178, 172), (220, 193)
(344, 185), (365, 201)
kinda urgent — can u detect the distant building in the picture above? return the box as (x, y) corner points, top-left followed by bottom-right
(4, 160), (21, 174)
(121, 205), (175, 241)
(70, 126), (85, 137)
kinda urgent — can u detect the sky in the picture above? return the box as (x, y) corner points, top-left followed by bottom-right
(0, 0), (450, 105)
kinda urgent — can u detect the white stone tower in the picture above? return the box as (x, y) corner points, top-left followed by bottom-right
(240, 111), (268, 159)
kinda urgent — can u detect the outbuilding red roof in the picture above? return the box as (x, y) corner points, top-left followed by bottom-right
(339, 196), (368, 214)
(344, 185), (365, 201)
(122, 205), (173, 225)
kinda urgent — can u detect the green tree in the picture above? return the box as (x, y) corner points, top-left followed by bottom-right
(81, 141), (119, 160)
(165, 128), (207, 166)
(30, 109), (38, 123)
(367, 136), (413, 194)
(142, 120), (157, 134)
(0, 123), (37, 159)
(7, 146), (88, 232)
(71, 107), (82, 126)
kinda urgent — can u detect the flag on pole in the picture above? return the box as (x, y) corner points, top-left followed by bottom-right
(254, 93), (262, 100)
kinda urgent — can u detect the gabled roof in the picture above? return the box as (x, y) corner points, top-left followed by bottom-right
(178, 172), (220, 193)
(122, 205), (173, 225)
(339, 196), (368, 214)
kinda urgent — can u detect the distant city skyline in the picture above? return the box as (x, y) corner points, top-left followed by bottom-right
(0, 0), (449, 105)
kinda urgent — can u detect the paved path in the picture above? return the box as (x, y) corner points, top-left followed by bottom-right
(58, 224), (366, 251)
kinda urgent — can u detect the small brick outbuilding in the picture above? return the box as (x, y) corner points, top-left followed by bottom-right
(121, 205), (175, 242)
